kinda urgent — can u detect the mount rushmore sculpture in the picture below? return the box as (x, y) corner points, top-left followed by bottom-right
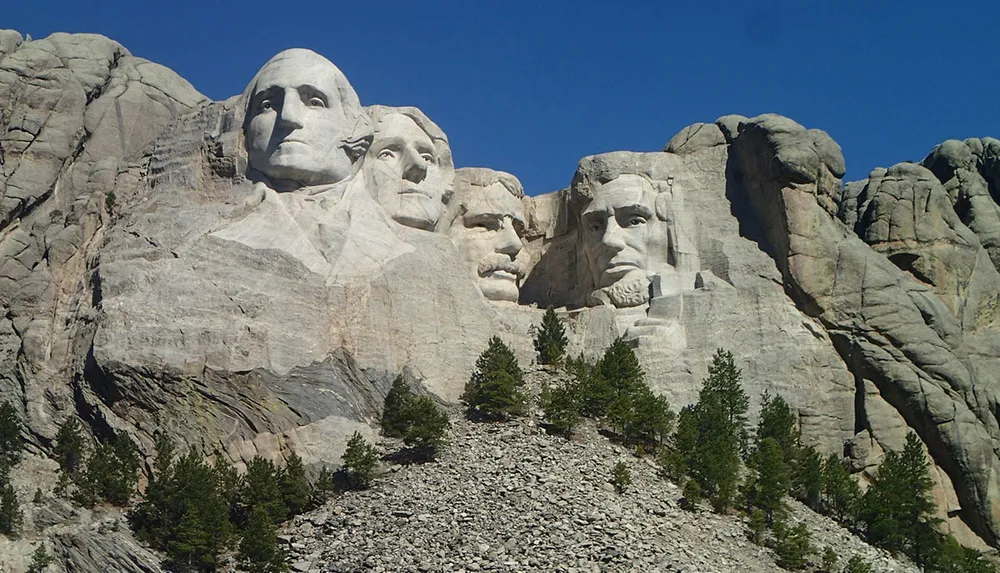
(2, 32), (1000, 549)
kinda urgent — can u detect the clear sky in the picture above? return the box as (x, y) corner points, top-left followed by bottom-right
(6, 0), (999, 195)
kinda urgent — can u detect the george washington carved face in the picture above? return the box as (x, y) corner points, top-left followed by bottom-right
(244, 49), (369, 190)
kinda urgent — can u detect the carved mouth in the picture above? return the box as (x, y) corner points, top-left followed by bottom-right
(485, 270), (518, 282)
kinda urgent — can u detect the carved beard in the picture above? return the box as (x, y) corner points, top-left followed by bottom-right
(587, 272), (651, 308)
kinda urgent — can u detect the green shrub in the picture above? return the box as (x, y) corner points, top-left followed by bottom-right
(842, 555), (872, 573)
(402, 396), (450, 460)
(819, 546), (838, 572)
(539, 381), (581, 438)
(610, 461), (631, 494)
(381, 375), (413, 438)
(532, 308), (568, 365)
(770, 519), (812, 570)
(340, 432), (378, 490)
(462, 337), (527, 420)
(27, 543), (54, 573)
(681, 479), (702, 512)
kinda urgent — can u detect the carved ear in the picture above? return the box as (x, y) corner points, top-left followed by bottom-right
(342, 134), (373, 164)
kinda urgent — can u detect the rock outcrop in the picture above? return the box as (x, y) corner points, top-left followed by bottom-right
(2, 30), (1000, 563)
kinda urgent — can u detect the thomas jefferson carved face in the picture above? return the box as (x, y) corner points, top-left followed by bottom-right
(450, 179), (527, 303)
(245, 49), (366, 189)
(580, 174), (658, 292)
(367, 112), (449, 231)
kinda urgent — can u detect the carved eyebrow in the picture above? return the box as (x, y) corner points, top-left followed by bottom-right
(615, 203), (654, 216)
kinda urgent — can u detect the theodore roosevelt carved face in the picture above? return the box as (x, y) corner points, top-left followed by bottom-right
(244, 49), (370, 190)
(449, 169), (528, 303)
(365, 106), (455, 231)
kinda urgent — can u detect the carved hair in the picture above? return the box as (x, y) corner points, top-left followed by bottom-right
(569, 152), (675, 222)
(454, 167), (524, 199)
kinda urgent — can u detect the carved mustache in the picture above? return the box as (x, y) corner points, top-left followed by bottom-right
(477, 252), (528, 279)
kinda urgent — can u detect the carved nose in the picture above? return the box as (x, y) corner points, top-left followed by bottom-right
(278, 91), (305, 129)
(600, 219), (627, 251)
(401, 147), (428, 183)
(494, 219), (521, 257)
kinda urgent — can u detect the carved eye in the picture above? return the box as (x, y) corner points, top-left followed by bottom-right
(420, 152), (435, 164)
(624, 215), (647, 228)
(307, 96), (326, 107)
(377, 149), (396, 160)
(260, 99), (273, 111)
(588, 220), (603, 234)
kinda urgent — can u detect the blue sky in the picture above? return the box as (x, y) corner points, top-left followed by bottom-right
(6, 1), (999, 195)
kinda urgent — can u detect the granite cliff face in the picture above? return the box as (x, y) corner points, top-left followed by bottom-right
(2, 29), (1000, 559)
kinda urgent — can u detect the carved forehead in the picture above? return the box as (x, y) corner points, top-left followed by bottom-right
(462, 182), (526, 220)
(372, 114), (435, 148)
(581, 175), (656, 216)
(254, 49), (347, 93)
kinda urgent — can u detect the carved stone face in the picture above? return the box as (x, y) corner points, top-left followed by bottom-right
(368, 113), (448, 230)
(450, 182), (527, 303)
(580, 174), (657, 291)
(245, 49), (361, 188)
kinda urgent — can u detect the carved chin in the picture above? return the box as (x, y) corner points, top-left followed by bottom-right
(589, 273), (650, 308)
(479, 275), (520, 303)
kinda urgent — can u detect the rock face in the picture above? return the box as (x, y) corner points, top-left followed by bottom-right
(2, 29), (1000, 557)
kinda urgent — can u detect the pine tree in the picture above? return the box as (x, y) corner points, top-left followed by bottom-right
(793, 445), (823, 509)
(842, 555), (872, 573)
(75, 434), (140, 507)
(238, 457), (286, 525)
(629, 386), (674, 446)
(27, 543), (54, 573)
(691, 390), (743, 512)
(770, 519), (812, 570)
(340, 432), (378, 490)
(168, 506), (218, 571)
(311, 466), (335, 507)
(539, 381), (581, 438)
(532, 308), (568, 365)
(745, 437), (789, 524)
(381, 375), (414, 438)
(598, 337), (646, 439)
(0, 477), (21, 535)
(131, 446), (234, 568)
(54, 418), (86, 487)
(279, 451), (311, 517)
(402, 396), (449, 461)
(610, 461), (631, 494)
(858, 432), (937, 557)
(0, 401), (23, 473)
(660, 405), (698, 482)
(821, 454), (860, 524)
(756, 392), (798, 463)
(701, 349), (749, 451)
(238, 505), (288, 573)
(462, 337), (527, 420)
